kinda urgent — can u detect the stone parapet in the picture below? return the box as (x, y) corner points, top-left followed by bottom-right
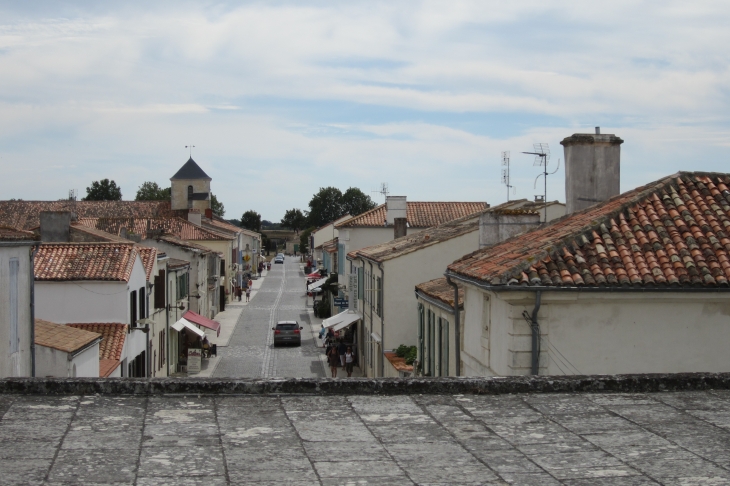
(1, 372), (729, 396)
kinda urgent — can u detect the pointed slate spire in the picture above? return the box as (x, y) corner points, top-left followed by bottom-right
(170, 157), (211, 181)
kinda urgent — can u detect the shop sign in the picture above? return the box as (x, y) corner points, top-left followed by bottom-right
(187, 348), (202, 374)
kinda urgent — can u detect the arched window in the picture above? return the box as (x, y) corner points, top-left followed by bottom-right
(187, 185), (193, 208)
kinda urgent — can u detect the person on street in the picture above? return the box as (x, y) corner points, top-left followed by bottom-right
(327, 346), (339, 378)
(345, 346), (354, 377)
(235, 286), (242, 302)
(245, 285), (251, 302)
(338, 340), (347, 367)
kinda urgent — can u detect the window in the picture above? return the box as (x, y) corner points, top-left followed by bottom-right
(357, 267), (363, 300)
(9, 258), (19, 354)
(428, 310), (435, 376)
(375, 277), (382, 317)
(129, 290), (137, 329)
(437, 317), (443, 377)
(154, 270), (166, 309)
(139, 286), (146, 320)
(187, 185), (193, 209)
(177, 272), (189, 301)
(338, 244), (345, 275)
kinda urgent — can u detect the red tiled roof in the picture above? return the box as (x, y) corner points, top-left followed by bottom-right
(67, 323), (127, 361)
(99, 359), (121, 378)
(77, 217), (230, 241)
(0, 226), (37, 241)
(135, 246), (157, 281)
(34, 319), (101, 353)
(350, 214), (478, 263)
(0, 200), (176, 231)
(155, 234), (215, 254)
(35, 243), (138, 282)
(448, 172), (730, 289)
(69, 222), (131, 242)
(416, 277), (464, 309)
(336, 202), (488, 228)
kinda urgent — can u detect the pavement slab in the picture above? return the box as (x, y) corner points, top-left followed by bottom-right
(0, 390), (728, 484)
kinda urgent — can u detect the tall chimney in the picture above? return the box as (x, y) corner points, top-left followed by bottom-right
(561, 130), (623, 214)
(385, 196), (406, 226)
(39, 211), (72, 242)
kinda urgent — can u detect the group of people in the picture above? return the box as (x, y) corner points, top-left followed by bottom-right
(234, 277), (254, 302)
(325, 335), (356, 378)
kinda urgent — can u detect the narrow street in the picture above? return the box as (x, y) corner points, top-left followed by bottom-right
(213, 257), (327, 378)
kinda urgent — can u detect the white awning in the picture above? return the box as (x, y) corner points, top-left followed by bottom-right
(308, 278), (328, 290)
(332, 312), (360, 332)
(370, 332), (382, 343)
(322, 310), (360, 331)
(172, 318), (205, 338)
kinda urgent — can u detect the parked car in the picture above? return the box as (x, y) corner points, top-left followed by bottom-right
(274, 256), (284, 264)
(272, 321), (303, 346)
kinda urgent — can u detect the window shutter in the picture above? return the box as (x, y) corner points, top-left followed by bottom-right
(220, 259), (225, 276)
(154, 270), (165, 309)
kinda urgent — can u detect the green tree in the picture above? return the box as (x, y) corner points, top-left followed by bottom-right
(299, 226), (315, 255)
(135, 182), (171, 201)
(83, 179), (122, 201)
(307, 187), (343, 228)
(341, 187), (377, 217)
(211, 194), (225, 217)
(241, 210), (262, 232)
(281, 208), (308, 233)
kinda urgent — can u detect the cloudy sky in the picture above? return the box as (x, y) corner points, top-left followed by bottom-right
(2, 1), (729, 221)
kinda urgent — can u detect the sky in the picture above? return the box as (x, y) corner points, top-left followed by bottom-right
(2, 1), (730, 222)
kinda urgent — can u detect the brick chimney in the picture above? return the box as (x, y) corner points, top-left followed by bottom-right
(40, 211), (73, 242)
(561, 128), (623, 214)
(205, 208), (213, 219)
(394, 218), (407, 239)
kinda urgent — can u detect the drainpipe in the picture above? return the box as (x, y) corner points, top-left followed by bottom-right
(531, 291), (542, 375)
(30, 242), (40, 378)
(368, 260), (375, 375)
(445, 275), (461, 377)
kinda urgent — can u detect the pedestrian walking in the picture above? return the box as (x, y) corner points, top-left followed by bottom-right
(345, 346), (354, 377)
(245, 285), (251, 302)
(327, 346), (339, 378)
(235, 286), (242, 302)
(338, 340), (347, 367)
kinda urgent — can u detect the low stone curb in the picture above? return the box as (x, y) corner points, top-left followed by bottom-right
(1, 373), (730, 396)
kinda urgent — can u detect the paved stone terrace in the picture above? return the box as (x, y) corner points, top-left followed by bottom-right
(2, 389), (730, 484)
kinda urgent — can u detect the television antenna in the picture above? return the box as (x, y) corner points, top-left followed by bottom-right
(185, 145), (195, 157)
(501, 151), (516, 201)
(522, 143), (560, 223)
(372, 182), (389, 201)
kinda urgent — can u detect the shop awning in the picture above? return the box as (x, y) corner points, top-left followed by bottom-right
(182, 311), (221, 337)
(308, 278), (328, 291)
(172, 318), (205, 338)
(323, 310), (359, 330)
(332, 313), (360, 332)
(306, 272), (323, 279)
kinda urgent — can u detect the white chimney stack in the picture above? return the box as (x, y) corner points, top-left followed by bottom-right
(385, 196), (407, 226)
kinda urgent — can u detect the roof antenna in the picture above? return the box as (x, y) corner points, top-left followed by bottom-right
(185, 145), (195, 158)
(522, 143), (560, 223)
(372, 182), (389, 202)
(501, 151), (515, 201)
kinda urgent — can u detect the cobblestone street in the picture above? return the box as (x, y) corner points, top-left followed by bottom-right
(213, 258), (326, 378)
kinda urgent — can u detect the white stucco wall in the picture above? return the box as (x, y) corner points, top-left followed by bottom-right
(36, 342), (99, 378)
(416, 297), (462, 377)
(0, 244), (33, 377)
(461, 289), (730, 376)
(35, 255), (147, 325)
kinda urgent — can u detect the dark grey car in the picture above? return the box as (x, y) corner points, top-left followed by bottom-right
(272, 321), (303, 346)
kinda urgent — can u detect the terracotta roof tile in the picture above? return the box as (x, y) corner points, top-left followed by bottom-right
(135, 246), (157, 281)
(0, 226), (38, 241)
(34, 319), (101, 353)
(99, 359), (121, 378)
(155, 234), (215, 254)
(35, 243), (138, 282)
(352, 214), (478, 263)
(0, 200), (176, 231)
(448, 172), (730, 289)
(67, 323), (127, 361)
(384, 352), (413, 373)
(336, 202), (488, 229)
(416, 277), (464, 308)
(78, 217), (230, 241)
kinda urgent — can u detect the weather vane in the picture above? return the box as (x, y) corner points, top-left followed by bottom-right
(185, 145), (195, 157)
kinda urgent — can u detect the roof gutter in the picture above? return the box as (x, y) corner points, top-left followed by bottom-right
(445, 271), (730, 294)
(445, 275), (461, 377)
(69, 336), (104, 360)
(414, 289), (456, 315)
